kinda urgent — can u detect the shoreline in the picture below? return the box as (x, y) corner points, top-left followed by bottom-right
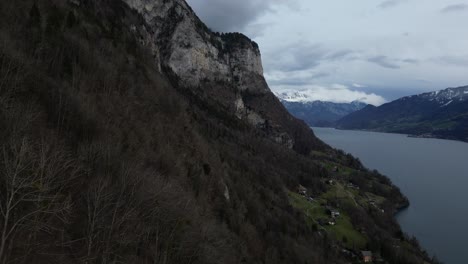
(323, 127), (468, 145)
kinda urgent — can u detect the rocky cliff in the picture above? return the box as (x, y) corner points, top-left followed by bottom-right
(124, 0), (264, 89)
(124, 0), (323, 153)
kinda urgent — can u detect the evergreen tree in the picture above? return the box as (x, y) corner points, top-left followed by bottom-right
(28, 2), (41, 27)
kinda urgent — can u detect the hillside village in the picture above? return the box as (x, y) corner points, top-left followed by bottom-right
(289, 149), (428, 263)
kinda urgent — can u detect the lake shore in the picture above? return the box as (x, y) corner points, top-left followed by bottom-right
(331, 127), (468, 144)
(313, 127), (468, 264)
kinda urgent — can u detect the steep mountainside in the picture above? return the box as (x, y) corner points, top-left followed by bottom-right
(278, 97), (367, 127)
(0, 0), (435, 263)
(337, 86), (468, 142)
(123, 0), (324, 153)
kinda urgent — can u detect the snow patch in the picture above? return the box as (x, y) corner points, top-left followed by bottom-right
(441, 100), (453, 107)
(274, 86), (387, 106)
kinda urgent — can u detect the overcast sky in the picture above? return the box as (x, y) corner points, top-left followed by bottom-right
(187, 0), (468, 105)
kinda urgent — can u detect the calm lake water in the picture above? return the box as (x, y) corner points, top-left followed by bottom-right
(313, 127), (468, 264)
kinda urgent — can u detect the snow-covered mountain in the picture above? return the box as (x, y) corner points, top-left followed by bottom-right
(406, 86), (468, 107)
(274, 88), (384, 105)
(275, 90), (319, 103)
(337, 85), (468, 142)
(275, 90), (368, 126)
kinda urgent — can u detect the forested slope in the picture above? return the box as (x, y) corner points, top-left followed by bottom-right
(0, 0), (435, 263)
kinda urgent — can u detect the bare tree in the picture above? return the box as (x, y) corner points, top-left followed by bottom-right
(83, 176), (112, 263)
(0, 139), (77, 263)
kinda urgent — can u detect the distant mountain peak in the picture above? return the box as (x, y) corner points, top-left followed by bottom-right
(273, 87), (386, 106)
(337, 85), (468, 142)
(274, 90), (370, 105)
(400, 86), (468, 107)
(279, 99), (367, 127)
(274, 90), (315, 103)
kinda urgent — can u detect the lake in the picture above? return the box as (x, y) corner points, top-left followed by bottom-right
(313, 127), (468, 264)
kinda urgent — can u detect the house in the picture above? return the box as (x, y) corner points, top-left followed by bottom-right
(307, 196), (314, 202)
(361, 251), (373, 263)
(333, 166), (339, 172)
(347, 182), (360, 190)
(328, 219), (336, 226)
(325, 206), (340, 218)
(329, 209), (340, 218)
(297, 185), (307, 196)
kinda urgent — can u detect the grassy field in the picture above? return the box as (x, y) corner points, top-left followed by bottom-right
(310, 150), (329, 158)
(321, 161), (355, 176)
(328, 214), (367, 249)
(288, 191), (367, 249)
(322, 182), (359, 209)
(288, 192), (329, 227)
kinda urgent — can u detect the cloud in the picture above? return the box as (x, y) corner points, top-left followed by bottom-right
(402, 58), (419, 64)
(435, 55), (468, 66)
(368, 56), (401, 69)
(324, 50), (355, 60)
(186, 0), (297, 32)
(244, 23), (271, 38)
(352, 83), (367, 88)
(378, 0), (406, 9)
(441, 4), (468, 13)
(265, 42), (356, 72)
(267, 71), (330, 86)
(274, 85), (387, 106)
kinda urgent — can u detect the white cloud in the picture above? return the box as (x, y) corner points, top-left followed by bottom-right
(352, 83), (366, 88)
(273, 84), (387, 106)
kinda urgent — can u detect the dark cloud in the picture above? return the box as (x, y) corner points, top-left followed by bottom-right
(268, 72), (330, 86)
(186, 0), (296, 32)
(378, 0), (406, 9)
(402, 58), (419, 64)
(441, 4), (468, 13)
(368, 56), (401, 69)
(324, 50), (355, 60)
(265, 42), (356, 72)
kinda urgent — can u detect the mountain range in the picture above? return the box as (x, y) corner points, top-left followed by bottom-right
(337, 86), (468, 142)
(282, 99), (367, 127)
(276, 91), (368, 127)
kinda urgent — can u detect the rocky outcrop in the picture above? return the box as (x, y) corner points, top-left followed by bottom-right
(123, 0), (324, 152)
(124, 0), (264, 89)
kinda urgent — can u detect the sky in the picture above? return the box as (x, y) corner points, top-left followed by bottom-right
(186, 0), (468, 105)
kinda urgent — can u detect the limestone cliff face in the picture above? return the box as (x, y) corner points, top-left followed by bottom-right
(123, 0), (324, 153)
(124, 0), (264, 90)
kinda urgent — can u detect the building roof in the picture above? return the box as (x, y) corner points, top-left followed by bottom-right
(361, 251), (373, 257)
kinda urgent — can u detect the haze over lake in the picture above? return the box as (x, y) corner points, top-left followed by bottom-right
(313, 127), (468, 264)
